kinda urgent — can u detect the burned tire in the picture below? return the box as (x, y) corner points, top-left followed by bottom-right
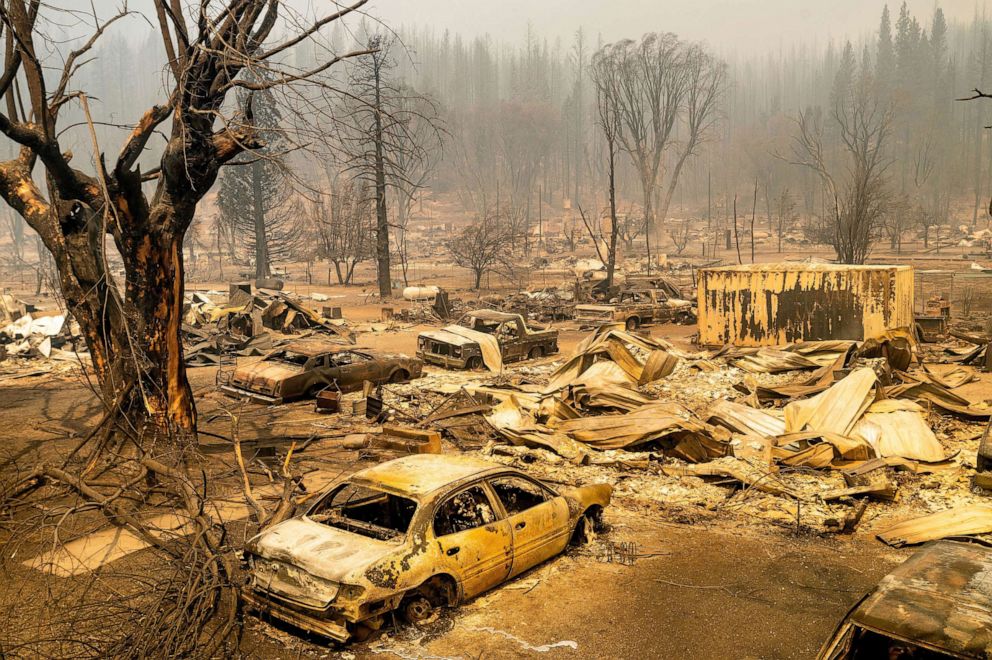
(528, 346), (544, 360)
(675, 311), (695, 325)
(625, 317), (639, 331)
(399, 595), (434, 625)
(399, 575), (456, 626)
(570, 507), (606, 546)
(389, 369), (409, 384)
(307, 383), (327, 398)
(466, 356), (484, 371)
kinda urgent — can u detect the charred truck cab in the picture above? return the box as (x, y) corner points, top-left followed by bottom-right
(417, 310), (559, 370)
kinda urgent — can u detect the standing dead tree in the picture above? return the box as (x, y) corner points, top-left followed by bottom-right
(589, 48), (622, 289)
(388, 91), (444, 286)
(593, 34), (724, 271)
(788, 51), (892, 264)
(312, 172), (375, 285)
(338, 33), (443, 298)
(446, 206), (522, 289)
(216, 79), (302, 281)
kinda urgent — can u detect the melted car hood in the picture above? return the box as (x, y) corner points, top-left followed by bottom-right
(249, 517), (398, 583)
(233, 361), (302, 387)
(419, 329), (477, 347)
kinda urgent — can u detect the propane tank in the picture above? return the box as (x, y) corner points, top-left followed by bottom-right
(403, 286), (440, 302)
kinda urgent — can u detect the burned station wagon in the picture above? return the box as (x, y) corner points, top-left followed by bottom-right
(221, 339), (422, 404)
(417, 310), (559, 370)
(241, 454), (612, 642)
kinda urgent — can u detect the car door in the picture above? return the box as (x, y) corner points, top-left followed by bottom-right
(431, 484), (512, 599)
(351, 350), (387, 383)
(497, 321), (524, 361)
(488, 475), (571, 578)
(653, 292), (672, 323)
(328, 352), (362, 391)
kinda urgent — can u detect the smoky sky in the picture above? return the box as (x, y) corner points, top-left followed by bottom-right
(372, 0), (980, 54)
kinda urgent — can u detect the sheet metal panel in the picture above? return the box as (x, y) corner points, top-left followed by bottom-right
(697, 264), (914, 347)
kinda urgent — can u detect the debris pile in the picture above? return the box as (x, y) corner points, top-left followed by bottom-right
(182, 285), (354, 365)
(378, 324), (992, 545)
(1, 294), (82, 364)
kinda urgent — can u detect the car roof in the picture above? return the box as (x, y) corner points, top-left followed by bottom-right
(848, 540), (992, 655)
(349, 454), (504, 497)
(279, 340), (364, 357)
(463, 309), (519, 322)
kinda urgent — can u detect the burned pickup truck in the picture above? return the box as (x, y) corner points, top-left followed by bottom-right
(575, 288), (695, 330)
(221, 339), (422, 404)
(417, 310), (558, 370)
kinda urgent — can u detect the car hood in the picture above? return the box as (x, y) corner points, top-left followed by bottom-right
(233, 361), (302, 391)
(248, 517), (398, 583)
(419, 329), (477, 347)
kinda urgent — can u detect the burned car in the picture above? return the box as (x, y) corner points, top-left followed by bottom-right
(242, 454), (612, 642)
(817, 539), (992, 659)
(575, 288), (695, 330)
(417, 310), (559, 370)
(221, 339), (422, 404)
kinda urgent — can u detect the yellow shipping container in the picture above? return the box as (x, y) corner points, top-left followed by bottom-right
(697, 263), (914, 347)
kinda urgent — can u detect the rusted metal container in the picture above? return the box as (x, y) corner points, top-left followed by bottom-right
(697, 263), (914, 346)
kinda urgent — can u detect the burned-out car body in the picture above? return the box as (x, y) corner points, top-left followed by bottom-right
(817, 540), (992, 659)
(417, 310), (559, 370)
(575, 288), (695, 330)
(221, 339), (422, 404)
(242, 454), (612, 642)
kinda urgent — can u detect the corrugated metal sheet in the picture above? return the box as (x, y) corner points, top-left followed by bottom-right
(697, 264), (914, 346)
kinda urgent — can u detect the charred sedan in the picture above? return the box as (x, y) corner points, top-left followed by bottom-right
(817, 539), (992, 659)
(242, 454), (612, 642)
(221, 339), (422, 404)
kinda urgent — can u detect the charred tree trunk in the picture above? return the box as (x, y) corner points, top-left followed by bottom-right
(605, 142), (619, 290)
(250, 160), (271, 281)
(642, 183), (653, 273)
(373, 64), (392, 299)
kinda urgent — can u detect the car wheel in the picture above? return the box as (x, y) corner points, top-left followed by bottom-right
(389, 369), (409, 383)
(528, 346), (544, 360)
(570, 507), (607, 546)
(466, 356), (484, 371)
(625, 317), (639, 331)
(399, 595), (435, 625)
(307, 383), (326, 398)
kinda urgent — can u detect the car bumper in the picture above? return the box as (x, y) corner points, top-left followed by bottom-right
(220, 385), (283, 405)
(416, 350), (468, 369)
(241, 588), (350, 642)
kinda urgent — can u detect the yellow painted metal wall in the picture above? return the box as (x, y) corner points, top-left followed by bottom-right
(697, 264), (914, 346)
